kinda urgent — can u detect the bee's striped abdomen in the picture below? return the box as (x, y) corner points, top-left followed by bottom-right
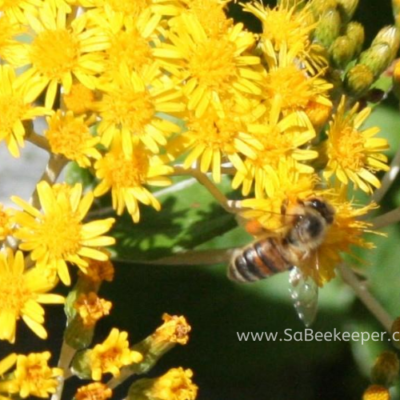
(228, 238), (290, 283)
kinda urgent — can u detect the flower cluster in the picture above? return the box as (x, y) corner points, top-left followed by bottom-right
(0, 0), (398, 398)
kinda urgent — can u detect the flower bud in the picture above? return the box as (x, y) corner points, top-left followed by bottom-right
(371, 351), (399, 387)
(337, 0), (359, 23)
(314, 8), (341, 48)
(344, 64), (374, 96)
(358, 44), (393, 78)
(330, 36), (356, 68)
(75, 383), (112, 400)
(363, 385), (390, 400)
(127, 368), (198, 400)
(311, 0), (338, 15)
(372, 26), (400, 60)
(346, 22), (365, 56)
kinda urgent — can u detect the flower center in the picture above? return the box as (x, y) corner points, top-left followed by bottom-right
(331, 127), (366, 170)
(0, 273), (29, 315)
(39, 212), (82, 258)
(104, 89), (154, 134)
(188, 38), (236, 90)
(106, 0), (150, 16)
(31, 29), (79, 79)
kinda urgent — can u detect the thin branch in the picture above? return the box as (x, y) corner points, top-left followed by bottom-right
(30, 154), (68, 209)
(338, 263), (393, 332)
(371, 145), (400, 203)
(107, 368), (134, 390)
(26, 132), (51, 152)
(370, 206), (400, 229)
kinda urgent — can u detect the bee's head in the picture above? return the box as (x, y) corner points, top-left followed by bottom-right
(302, 198), (335, 225)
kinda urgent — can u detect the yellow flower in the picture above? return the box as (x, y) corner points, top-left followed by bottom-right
(78, 256), (115, 286)
(262, 45), (332, 116)
(0, 353), (18, 399)
(0, 0), (42, 24)
(74, 292), (112, 327)
(243, 0), (315, 59)
(232, 98), (317, 198)
(94, 139), (172, 222)
(0, 64), (48, 157)
(45, 111), (101, 168)
(89, 328), (143, 381)
(300, 196), (376, 287)
(12, 181), (115, 286)
(97, 65), (183, 155)
(153, 13), (263, 117)
(13, 352), (63, 398)
(0, 16), (27, 66)
(153, 314), (191, 345)
(18, 3), (108, 108)
(62, 82), (96, 115)
(0, 204), (14, 241)
(0, 249), (64, 343)
(323, 96), (389, 193)
(75, 383), (112, 400)
(128, 367), (198, 400)
(171, 97), (265, 183)
(362, 385), (390, 400)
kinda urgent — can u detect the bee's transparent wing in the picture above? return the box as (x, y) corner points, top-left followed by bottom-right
(288, 266), (319, 327)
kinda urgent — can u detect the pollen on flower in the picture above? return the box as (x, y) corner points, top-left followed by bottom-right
(45, 111), (101, 168)
(13, 352), (63, 399)
(74, 292), (112, 327)
(0, 249), (64, 343)
(89, 328), (143, 381)
(12, 181), (115, 286)
(75, 383), (112, 400)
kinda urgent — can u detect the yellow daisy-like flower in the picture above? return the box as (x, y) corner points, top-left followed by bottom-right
(97, 65), (183, 155)
(12, 181), (115, 286)
(300, 197), (376, 287)
(153, 13), (263, 117)
(0, 204), (14, 241)
(89, 328), (143, 381)
(94, 138), (173, 222)
(243, 0), (315, 59)
(262, 45), (332, 117)
(323, 96), (389, 193)
(171, 96), (266, 182)
(0, 0), (42, 24)
(18, 3), (108, 108)
(13, 352), (63, 399)
(232, 98), (317, 197)
(0, 249), (64, 343)
(0, 16), (27, 66)
(45, 111), (101, 168)
(75, 383), (112, 400)
(0, 64), (48, 157)
(128, 367), (198, 400)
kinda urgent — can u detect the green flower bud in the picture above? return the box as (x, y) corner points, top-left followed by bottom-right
(330, 35), (356, 68)
(344, 64), (374, 96)
(314, 8), (341, 48)
(311, 0), (338, 15)
(372, 26), (400, 60)
(346, 22), (365, 55)
(358, 43), (393, 78)
(337, 0), (359, 23)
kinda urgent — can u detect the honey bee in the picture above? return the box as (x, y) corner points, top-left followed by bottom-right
(228, 198), (335, 326)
